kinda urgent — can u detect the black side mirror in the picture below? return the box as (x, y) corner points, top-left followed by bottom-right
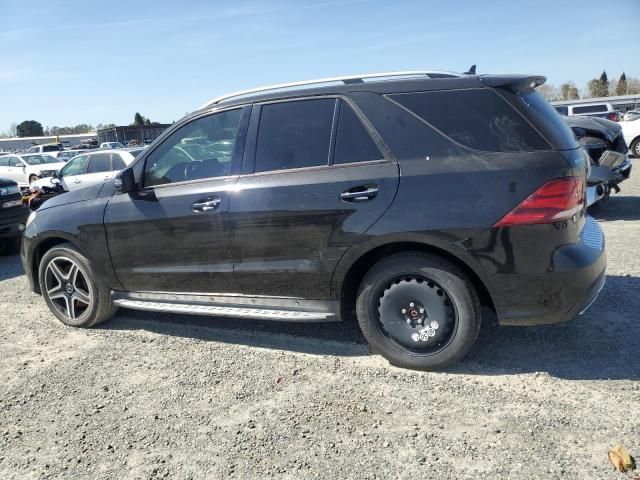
(115, 167), (136, 194)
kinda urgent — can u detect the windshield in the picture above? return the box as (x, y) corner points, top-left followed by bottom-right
(22, 154), (61, 165)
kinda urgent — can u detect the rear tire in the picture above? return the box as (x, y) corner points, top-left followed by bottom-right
(631, 137), (640, 158)
(38, 243), (117, 327)
(356, 252), (481, 370)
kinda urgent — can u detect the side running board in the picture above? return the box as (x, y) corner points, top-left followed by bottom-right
(111, 292), (340, 323)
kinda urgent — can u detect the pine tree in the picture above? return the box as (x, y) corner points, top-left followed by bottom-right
(616, 72), (628, 96)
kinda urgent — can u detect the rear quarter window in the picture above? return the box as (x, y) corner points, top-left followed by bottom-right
(389, 89), (549, 152)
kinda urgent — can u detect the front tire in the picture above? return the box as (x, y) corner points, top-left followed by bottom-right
(38, 243), (117, 327)
(356, 252), (481, 370)
(29, 174), (38, 185)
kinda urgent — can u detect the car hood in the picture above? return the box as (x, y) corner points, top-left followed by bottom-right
(0, 177), (18, 188)
(31, 162), (67, 172)
(38, 182), (106, 211)
(563, 116), (621, 142)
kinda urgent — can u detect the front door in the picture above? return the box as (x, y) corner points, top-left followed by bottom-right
(0, 157), (23, 184)
(104, 107), (249, 293)
(229, 98), (399, 299)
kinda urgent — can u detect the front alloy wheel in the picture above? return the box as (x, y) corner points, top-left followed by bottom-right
(39, 243), (117, 327)
(44, 257), (93, 321)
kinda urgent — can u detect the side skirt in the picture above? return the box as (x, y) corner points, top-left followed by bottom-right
(111, 291), (341, 322)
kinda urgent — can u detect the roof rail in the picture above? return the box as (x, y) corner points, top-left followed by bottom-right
(198, 70), (464, 109)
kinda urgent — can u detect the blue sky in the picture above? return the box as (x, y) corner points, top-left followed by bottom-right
(1, 0), (639, 132)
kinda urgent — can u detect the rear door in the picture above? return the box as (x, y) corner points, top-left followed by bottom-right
(228, 97), (399, 298)
(81, 152), (114, 188)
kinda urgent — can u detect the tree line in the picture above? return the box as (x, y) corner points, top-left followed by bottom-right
(537, 71), (640, 102)
(0, 112), (159, 138)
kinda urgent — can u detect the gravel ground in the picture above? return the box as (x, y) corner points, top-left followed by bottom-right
(1, 161), (639, 480)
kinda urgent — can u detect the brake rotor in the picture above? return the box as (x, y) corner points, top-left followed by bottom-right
(377, 277), (455, 349)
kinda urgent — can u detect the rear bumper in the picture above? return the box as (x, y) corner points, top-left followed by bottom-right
(491, 216), (606, 326)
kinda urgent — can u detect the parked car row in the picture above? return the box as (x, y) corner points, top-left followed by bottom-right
(18, 70), (608, 371)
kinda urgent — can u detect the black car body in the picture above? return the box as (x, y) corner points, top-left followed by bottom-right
(564, 116), (631, 205)
(0, 177), (28, 252)
(21, 71), (606, 369)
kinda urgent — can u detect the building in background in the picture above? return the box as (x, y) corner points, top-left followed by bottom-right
(97, 124), (171, 146)
(0, 133), (97, 152)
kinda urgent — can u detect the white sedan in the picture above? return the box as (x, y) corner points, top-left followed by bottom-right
(32, 148), (144, 192)
(0, 154), (67, 187)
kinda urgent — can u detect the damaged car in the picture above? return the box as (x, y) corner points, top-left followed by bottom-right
(564, 116), (631, 206)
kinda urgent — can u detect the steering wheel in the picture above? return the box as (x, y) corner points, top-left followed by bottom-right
(184, 161), (202, 180)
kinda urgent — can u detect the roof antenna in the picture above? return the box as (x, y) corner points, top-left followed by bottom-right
(464, 64), (476, 75)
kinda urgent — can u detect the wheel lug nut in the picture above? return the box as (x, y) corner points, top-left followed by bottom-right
(401, 308), (407, 314)
(409, 302), (415, 308)
(406, 319), (411, 324)
(419, 308), (425, 314)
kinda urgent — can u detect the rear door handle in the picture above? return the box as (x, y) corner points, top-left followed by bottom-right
(340, 186), (379, 202)
(192, 196), (221, 212)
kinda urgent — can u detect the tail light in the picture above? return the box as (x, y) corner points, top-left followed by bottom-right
(608, 113), (617, 121)
(494, 177), (584, 227)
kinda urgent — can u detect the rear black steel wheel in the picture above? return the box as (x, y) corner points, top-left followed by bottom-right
(356, 252), (481, 370)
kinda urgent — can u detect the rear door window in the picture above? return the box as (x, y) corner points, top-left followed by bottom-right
(43, 145), (60, 152)
(390, 89), (549, 152)
(111, 154), (127, 170)
(254, 99), (335, 172)
(87, 153), (112, 173)
(9, 157), (22, 167)
(0, 157), (9, 167)
(333, 102), (383, 164)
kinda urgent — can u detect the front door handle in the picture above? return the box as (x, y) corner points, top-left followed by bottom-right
(340, 186), (379, 202)
(192, 196), (221, 212)
(73, 179), (82, 184)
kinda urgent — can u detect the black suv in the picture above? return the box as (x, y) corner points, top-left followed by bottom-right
(21, 71), (606, 369)
(0, 177), (28, 254)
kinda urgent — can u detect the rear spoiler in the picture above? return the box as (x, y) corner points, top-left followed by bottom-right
(479, 75), (546, 93)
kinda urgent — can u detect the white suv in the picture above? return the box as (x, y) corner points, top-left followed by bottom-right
(25, 143), (65, 157)
(552, 102), (617, 121)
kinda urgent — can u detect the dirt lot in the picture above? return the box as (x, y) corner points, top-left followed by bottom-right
(1, 163), (639, 480)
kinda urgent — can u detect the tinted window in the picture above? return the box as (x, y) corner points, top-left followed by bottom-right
(554, 106), (569, 115)
(254, 99), (335, 173)
(61, 155), (88, 176)
(505, 91), (578, 151)
(43, 145), (60, 152)
(87, 153), (112, 173)
(144, 108), (242, 187)
(334, 103), (382, 164)
(9, 157), (22, 167)
(112, 154), (126, 170)
(0, 157), (8, 167)
(391, 89), (548, 152)
(572, 104), (607, 114)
